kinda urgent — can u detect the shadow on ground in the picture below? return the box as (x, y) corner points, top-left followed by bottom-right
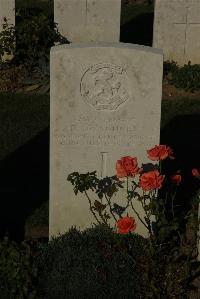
(120, 12), (154, 46)
(0, 128), (49, 241)
(0, 114), (200, 241)
(160, 114), (200, 216)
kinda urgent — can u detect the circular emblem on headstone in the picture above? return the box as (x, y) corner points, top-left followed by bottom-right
(80, 63), (129, 111)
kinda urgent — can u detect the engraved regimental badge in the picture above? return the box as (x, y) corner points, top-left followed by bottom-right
(80, 63), (129, 111)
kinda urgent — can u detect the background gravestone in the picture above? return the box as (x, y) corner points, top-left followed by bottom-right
(50, 43), (163, 238)
(54, 0), (121, 42)
(0, 0), (15, 61)
(153, 0), (200, 65)
(0, 0), (15, 30)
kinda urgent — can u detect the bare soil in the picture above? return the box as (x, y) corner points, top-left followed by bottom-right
(163, 81), (200, 101)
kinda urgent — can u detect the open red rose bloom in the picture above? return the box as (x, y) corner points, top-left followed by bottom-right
(116, 156), (140, 178)
(139, 170), (165, 191)
(116, 216), (137, 234)
(147, 145), (174, 161)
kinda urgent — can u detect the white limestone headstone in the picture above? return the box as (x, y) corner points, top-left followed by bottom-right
(50, 43), (163, 238)
(0, 0), (15, 61)
(0, 0), (15, 30)
(153, 0), (200, 65)
(54, 0), (121, 42)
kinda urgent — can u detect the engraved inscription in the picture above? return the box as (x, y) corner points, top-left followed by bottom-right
(54, 116), (156, 147)
(80, 63), (130, 111)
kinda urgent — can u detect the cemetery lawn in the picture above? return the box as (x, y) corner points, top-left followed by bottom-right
(1, 91), (199, 235)
(0, 92), (49, 160)
(161, 96), (200, 129)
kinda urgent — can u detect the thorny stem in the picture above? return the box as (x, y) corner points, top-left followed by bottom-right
(84, 191), (101, 224)
(152, 189), (158, 222)
(104, 194), (118, 222)
(126, 176), (129, 193)
(130, 201), (149, 230)
(99, 211), (108, 225)
(141, 190), (154, 240)
(171, 188), (177, 219)
(125, 183), (138, 210)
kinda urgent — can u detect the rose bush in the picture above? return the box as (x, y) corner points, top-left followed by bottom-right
(67, 144), (200, 298)
(67, 144), (182, 239)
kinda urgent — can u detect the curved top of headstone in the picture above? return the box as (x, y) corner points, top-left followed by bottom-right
(51, 42), (163, 55)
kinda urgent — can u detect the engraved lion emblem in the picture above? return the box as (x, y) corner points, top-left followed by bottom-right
(80, 63), (129, 110)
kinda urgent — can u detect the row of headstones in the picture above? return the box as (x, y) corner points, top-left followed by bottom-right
(1, 0), (200, 64)
(0, 1), (199, 250)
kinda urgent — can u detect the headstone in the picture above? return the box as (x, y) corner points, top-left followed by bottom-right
(0, 0), (15, 30)
(50, 43), (163, 238)
(54, 0), (121, 42)
(153, 0), (200, 65)
(0, 0), (15, 61)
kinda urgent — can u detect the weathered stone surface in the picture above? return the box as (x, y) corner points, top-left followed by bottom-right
(153, 0), (200, 65)
(54, 0), (121, 42)
(49, 43), (163, 239)
(0, 0), (15, 61)
(0, 0), (15, 30)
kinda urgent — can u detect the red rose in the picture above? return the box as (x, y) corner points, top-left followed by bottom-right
(147, 145), (174, 161)
(139, 170), (165, 191)
(116, 216), (137, 234)
(192, 168), (200, 177)
(116, 156), (140, 178)
(170, 174), (181, 185)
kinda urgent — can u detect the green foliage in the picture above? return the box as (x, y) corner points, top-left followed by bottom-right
(67, 154), (200, 297)
(67, 171), (99, 195)
(15, 8), (68, 67)
(0, 8), (68, 70)
(163, 60), (178, 77)
(36, 224), (149, 299)
(0, 237), (38, 299)
(0, 18), (15, 62)
(96, 176), (124, 199)
(164, 60), (200, 92)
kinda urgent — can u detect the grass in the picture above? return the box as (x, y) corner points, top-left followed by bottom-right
(161, 98), (200, 129)
(21, 98), (200, 230)
(26, 201), (49, 226)
(1, 92), (199, 161)
(0, 92), (49, 160)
